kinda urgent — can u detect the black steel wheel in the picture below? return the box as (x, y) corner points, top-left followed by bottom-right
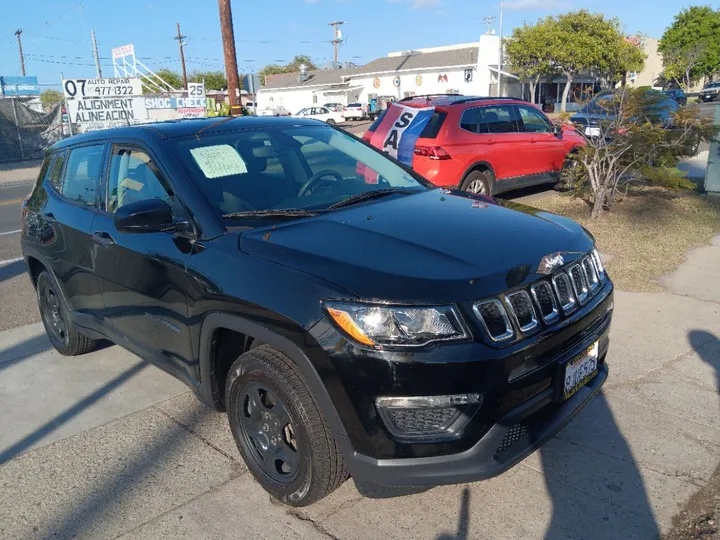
(36, 270), (98, 355)
(226, 345), (348, 506)
(237, 382), (300, 484)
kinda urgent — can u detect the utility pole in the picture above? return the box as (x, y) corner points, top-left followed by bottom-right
(496, 0), (504, 97)
(218, 0), (240, 110)
(14, 29), (25, 76)
(329, 21), (344, 67)
(91, 30), (102, 78)
(175, 22), (188, 90)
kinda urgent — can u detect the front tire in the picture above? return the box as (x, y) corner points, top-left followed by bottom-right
(226, 345), (347, 506)
(36, 270), (98, 356)
(460, 169), (493, 196)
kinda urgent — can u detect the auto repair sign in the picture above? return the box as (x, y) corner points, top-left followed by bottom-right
(368, 103), (434, 166)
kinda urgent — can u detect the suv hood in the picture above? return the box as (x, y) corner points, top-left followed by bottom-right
(239, 191), (594, 303)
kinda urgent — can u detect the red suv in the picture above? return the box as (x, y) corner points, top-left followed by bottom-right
(363, 95), (584, 196)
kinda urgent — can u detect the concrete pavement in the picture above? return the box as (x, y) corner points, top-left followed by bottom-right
(1, 237), (720, 538)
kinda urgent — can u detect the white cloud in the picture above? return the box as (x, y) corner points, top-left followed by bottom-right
(504, 0), (571, 10)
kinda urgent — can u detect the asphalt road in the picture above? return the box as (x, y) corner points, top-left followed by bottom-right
(0, 173), (38, 331)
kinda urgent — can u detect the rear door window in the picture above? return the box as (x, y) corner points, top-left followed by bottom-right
(60, 145), (105, 207)
(478, 105), (518, 134)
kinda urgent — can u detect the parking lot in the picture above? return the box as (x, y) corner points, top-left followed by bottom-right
(1, 106), (719, 539)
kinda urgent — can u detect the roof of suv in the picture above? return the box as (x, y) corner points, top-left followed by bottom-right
(399, 95), (531, 108)
(52, 116), (321, 149)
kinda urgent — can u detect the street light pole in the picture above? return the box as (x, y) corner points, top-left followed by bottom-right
(496, 0), (503, 97)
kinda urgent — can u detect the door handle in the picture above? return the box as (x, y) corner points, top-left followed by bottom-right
(92, 231), (115, 248)
(484, 138), (496, 145)
(42, 212), (56, 223)
(529, 138), (538, 143)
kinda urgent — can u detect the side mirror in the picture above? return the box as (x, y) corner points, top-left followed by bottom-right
(113, 199), (175, 233)
(552, 124), (563, 136)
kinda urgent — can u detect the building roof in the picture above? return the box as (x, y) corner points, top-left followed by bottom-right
(262, 68), (358, 90)
(260, 45), (480, 91)
(350, 46), (478, 76)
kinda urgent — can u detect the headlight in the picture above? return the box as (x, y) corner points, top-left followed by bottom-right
(325, 301), (468, 348)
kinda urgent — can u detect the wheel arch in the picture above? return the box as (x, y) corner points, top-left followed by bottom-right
(460, 161), (496, 191)
(197, 312), (354, 455)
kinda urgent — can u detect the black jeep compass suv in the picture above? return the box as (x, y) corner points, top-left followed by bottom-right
(21, 117), (612, 506)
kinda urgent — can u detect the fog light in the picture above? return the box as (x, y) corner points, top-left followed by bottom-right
(375, 394), (482, 442)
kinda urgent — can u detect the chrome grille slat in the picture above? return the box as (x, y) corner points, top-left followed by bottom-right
(568, 264), (590, 304)
(473, 299), (514, 342)
(504, 290), (538, 333)
(552, 272), (577, 313)
(530, 281), (559, 324)
(582, 256), (600, 292)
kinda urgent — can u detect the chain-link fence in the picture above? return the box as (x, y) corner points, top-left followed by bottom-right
(0, 98), (65, 162)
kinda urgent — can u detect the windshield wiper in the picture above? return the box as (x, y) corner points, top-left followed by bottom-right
(222, 209), (325, 219)
(327, 188), (418, 210)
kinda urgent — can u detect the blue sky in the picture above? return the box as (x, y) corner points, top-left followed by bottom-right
(0, 0), (714, 88)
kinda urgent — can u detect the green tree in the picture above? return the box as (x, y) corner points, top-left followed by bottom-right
(259, 55), (317, 85)
(188, 70), (228, 90)
(40, 89), (63, 109)
(659, 7), (720, 89)
(564, 89), (718, 219)
(142, 68), (183, 93)
(533, 11), (646, 111)
(504, 25), (555, 104)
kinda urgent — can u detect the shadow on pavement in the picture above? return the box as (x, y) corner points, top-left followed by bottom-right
(540, 390), (660, 539)
(0, 359), (148, 464)
(46, 405), (219, 539)
(0, 333), (50, 372)
(0, 260), (26, 283)
(689, 330), (720, 392)
(436, 487), (470, 540)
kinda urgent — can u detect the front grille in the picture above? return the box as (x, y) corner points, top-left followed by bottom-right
(474, 251), (607, 344)
(495, 424), (529, 456)
(384, 407), (460, 435)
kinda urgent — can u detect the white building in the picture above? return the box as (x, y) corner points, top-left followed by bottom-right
(257, 35), (503, 113)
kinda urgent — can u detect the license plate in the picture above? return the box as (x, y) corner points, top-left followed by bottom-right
(584, 127), (601, 137)
(562, 341), (599, 401)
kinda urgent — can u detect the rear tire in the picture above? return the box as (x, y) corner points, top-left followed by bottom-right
(36, 270), (98, 356)
(326, 119), (336, 125)
(226, 345), (348, 506)
(460, 169), (493, 196)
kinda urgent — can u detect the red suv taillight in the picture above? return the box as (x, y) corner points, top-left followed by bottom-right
(414, 146), (451, 160)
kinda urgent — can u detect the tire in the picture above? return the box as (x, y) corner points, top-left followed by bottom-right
(326, 119), (336, 125)
(460, 169), (493, 196)
(226, 345), (348, 506)
(36, 270), (98, 356)
(555, 152), (580, 191)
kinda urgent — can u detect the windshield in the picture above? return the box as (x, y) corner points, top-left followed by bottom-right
(169, 124), (427, 224)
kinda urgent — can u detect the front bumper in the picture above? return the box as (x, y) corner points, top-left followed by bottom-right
(347, 361), (607, 488)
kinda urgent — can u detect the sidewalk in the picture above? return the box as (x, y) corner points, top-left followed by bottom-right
(1, 239), (720, 539)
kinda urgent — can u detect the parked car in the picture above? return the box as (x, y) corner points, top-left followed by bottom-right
(700, 82), (720, 102)
(293, 106), (344, 125)
(21, 116), (612, 506)
(364, 95), (585, 196)
(662, 88), (687, 106)
(570, 90), (679, 137)
(343, 102), (367, 120)
(258, 105), (292, 117)
(323, 102), (344, 112)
